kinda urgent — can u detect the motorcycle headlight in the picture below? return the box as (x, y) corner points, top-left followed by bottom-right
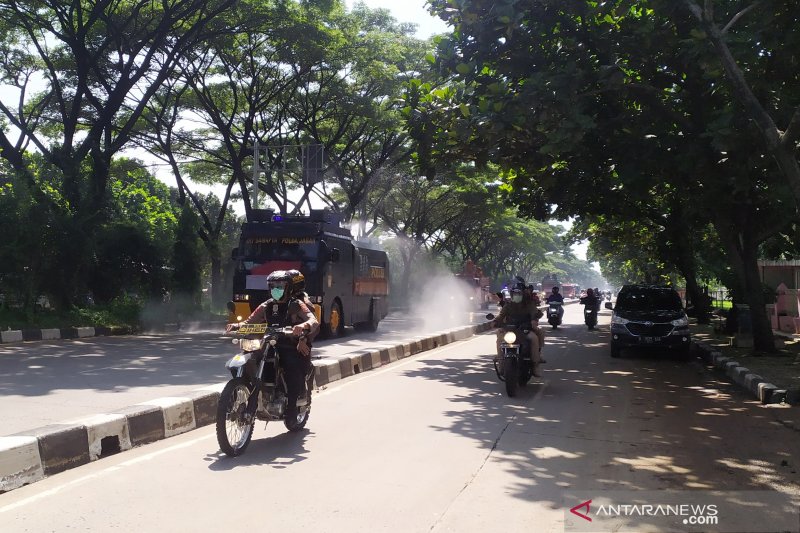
(239, 338), (262, 352)
(671, 316), (689, 327)
(503, 331), (517, 344)
(611, 315), (629, 325)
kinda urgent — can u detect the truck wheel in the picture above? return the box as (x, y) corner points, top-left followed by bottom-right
(325, 300), (344, 338)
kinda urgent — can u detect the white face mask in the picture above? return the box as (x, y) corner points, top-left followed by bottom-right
(511, 294), (523, 303)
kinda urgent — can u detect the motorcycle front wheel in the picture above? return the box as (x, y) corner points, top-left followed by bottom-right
(216, 377), (255, 457)
(504, 357), (519, 397)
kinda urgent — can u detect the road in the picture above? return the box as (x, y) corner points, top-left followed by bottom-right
(0, 311), (485, 435)
(1, 305), (798, 532)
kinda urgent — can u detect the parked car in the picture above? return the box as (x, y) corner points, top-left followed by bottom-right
(606, 285), (691, 359)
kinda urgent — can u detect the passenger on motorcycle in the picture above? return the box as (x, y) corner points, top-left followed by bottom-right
(492, 285), (545, 377)
(226, 269), (319, 420)
(580, 288), (599, 309)
(545, 286), (565, 320)
(526, 284), (541, 306)
(580, 288), (600, 330)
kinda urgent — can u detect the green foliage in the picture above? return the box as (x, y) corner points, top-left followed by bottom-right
(172, 204), (204, 313)
(0, 295), (143, 330)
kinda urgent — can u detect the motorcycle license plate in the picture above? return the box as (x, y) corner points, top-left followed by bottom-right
(640, 336), (659, 343)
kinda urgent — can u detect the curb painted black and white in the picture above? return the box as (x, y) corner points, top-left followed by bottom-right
(0, 322), (224, 345)
(693, 341), (800, 406)
(0, 322), (493, 493)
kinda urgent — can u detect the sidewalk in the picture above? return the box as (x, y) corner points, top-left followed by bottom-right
(691, 322), (800, 406)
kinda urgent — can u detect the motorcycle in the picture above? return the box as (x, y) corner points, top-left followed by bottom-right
(487, 313), (534, 397)
(584, 306), (597, 330)
(546, 301), (563, 329)
(216, 323), (314, 457)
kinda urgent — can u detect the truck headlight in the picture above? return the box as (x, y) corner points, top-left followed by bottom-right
(503, 331), (517, 343)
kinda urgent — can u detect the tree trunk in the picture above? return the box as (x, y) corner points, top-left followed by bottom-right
(714, 219), (775, 353)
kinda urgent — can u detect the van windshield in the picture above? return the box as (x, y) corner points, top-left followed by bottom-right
(617, 287), (682, 311)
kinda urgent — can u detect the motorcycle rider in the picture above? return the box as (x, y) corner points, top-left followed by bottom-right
(526, 284), (541, 306)
(492, 284), (545, 377)
(226, 269), (319, 421)
(545, 286), (565, 322)
(580, 288), (600, 329)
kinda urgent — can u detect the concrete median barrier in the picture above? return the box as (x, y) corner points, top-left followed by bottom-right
(0, 321), (494, 493)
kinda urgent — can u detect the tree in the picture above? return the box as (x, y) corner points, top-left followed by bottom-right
(679, 1), (800, 208)
(417, 0), (796, 350)
(0, 0), (235, 307)
(172, 204), (203, 319)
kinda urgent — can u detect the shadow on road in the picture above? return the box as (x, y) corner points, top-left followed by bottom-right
(205, 428), (313, 471)
(400, 323), (800, 529)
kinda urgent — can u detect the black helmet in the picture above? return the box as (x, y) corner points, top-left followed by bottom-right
(514, 276), (526, 290)
(552, 286), (560, 292)
(286, 269), (306, 295)
(266, 270), (293, 303)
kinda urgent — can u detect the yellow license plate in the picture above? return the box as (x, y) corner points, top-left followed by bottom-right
(238, 323), (268, 335)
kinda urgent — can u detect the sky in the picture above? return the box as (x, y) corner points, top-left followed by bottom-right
(344, 0), (451, 38)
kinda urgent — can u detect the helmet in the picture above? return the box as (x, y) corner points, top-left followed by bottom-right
(286, 269), (305, 295)
(266, 270), (305, 303)
(552, 286), (560, 292)
(587, 288), (594, 296)
(266, 270), (291, 302)
(510, 287), (524, 304)
(514, 276), (526, 291)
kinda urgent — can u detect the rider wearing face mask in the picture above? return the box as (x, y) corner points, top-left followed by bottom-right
(493, 281), (546, 377)
(227, 269), (319, 421)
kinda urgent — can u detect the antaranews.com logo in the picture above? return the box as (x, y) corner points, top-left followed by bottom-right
(564, 490), (799, 533)
(570, 499), (718, 526)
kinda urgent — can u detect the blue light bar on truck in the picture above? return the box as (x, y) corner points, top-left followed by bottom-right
(272, 215), (283, 221)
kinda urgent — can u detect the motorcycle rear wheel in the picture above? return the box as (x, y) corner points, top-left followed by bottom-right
(216, 378), (255, 457)
(504, 358), (519, 397)
(284, 406), (310, 432)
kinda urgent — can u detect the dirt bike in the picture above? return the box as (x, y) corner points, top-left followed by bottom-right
(216, 323), (314, 457)
(487, 313), (534, 397)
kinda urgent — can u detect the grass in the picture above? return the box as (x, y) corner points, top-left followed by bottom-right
(691, 322), (800, 393)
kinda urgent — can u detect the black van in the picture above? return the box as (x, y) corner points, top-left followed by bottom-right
(607, 285), (691, 358)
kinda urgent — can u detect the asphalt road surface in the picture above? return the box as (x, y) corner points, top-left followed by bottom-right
(1, 305), (798, 532)
(0, 310), (485, 435)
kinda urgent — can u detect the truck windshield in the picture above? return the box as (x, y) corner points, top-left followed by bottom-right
(242, 240), (320, 261)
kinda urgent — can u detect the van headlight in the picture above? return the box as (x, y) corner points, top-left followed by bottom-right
(503, 331), (517, 343)
(671, 316), (689, 327)
(611, 315), (629, 325)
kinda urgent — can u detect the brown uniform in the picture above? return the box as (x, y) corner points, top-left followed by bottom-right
(494, 299), (545, 373)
